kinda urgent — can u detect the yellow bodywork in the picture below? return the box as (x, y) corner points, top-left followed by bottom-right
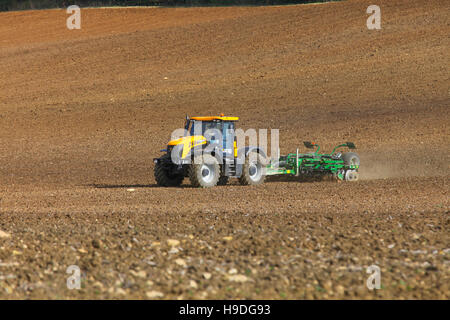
(168, 135), (207, 159)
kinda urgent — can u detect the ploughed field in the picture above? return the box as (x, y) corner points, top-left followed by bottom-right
(0, 0), (448, 299)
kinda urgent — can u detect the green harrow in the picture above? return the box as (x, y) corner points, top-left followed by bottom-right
(266, 142), (360, 181)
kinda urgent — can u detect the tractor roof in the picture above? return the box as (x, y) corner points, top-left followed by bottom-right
(190, 116), (239, 121)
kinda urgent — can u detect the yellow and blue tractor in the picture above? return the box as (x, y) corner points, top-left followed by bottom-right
(153, 115), (268, 188)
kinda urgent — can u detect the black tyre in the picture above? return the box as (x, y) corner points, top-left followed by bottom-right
(238, 151), (266, 186)
(154, 155), (184, 187)
(189, 154), (220, 188)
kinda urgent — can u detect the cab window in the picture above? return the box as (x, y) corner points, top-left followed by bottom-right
(189, 121), (223, 135)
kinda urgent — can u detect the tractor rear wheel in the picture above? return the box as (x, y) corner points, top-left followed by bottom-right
(154, 155), (184, 187)
(238, 151), (266, 186)
(189, 154), (220, 188)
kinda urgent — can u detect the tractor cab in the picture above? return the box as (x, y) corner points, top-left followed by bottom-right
(183, 115), (239, 156)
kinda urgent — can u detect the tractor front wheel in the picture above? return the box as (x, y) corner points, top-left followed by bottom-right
(189, 155), (220, 188)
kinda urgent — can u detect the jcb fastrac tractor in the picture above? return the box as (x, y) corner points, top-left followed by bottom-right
(154, 115), (361, 188)
(153, 115), (268, 188)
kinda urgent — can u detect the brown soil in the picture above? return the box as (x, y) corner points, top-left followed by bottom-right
(0, 0), (448, 299)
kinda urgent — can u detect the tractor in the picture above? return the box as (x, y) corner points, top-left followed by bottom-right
(153, 115), (267, 188)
